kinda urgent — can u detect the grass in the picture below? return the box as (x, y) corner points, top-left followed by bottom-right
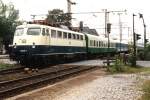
(0, 63), (14, 70)
(108, 65), (150, 74)
(140, 80), (150, 100)
(123, 66), (150, 73)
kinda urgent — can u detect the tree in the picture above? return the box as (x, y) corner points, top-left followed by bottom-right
(0, 0), (19, 53)
(47, 9), (71, 27)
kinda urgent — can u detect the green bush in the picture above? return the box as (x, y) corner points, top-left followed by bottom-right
(140, 80), (150, 100)
(109, 55), (125, 73)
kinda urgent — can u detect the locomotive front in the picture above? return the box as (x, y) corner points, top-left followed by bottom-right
(10, 24), (50, 66)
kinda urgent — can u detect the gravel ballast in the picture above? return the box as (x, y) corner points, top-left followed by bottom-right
(6, 69), (150, 100)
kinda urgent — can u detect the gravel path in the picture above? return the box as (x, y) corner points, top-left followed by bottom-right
(7, 69), (150, 100)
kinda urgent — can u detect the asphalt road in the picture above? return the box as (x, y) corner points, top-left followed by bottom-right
(137, 61), (150, 67)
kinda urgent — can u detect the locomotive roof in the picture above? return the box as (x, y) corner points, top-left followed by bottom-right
(17, 24), (84, 35)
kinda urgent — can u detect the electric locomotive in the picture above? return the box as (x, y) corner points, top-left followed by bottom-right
(10, 24), (86, 66)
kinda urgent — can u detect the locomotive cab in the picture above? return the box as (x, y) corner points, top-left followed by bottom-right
(10, 24), (51, 65)
(13, 24), (50, 46)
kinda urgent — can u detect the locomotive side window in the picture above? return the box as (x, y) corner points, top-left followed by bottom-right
(57, 31), (62, 38)
(15, 28), (24, 36)
(77, 35), (79, 40)
(72, 34), (76, 39)
(63, 32), (67, 39)
(68, 33), (71, 39)
(51, 30), (56, 38)
(46, 29), (49, 36)
(27, 28), (41, 35)
(42, 28), (46, 36)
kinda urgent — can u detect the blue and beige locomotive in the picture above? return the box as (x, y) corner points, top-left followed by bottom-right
(10, 23), (129, 67)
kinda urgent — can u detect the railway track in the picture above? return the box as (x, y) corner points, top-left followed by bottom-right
(0, 65), (99, 98)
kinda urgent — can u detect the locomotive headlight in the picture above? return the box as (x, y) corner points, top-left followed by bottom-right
(14, 43), (17, 48)
(32, 42), (35, 48)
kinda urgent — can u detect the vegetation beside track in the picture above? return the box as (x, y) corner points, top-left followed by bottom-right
(140, 80), (150, 100)
(0, 64), (14, 70)
(106, 56), (150, 100)
(109, 65), (150, 74)
(106, 54), (150, 74)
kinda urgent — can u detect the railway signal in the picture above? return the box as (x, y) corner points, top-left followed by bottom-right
(145, 39), (149, 43)
(136, 34), (141, 40)
(107, 23), (111, 33)
(106, 23), (111, 67)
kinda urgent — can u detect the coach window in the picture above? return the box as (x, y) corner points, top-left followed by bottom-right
(51, 30), (56, 38)
(90, 40), (92, 46)
(97, 41), (99, 47)
(90, 40), (91, 46)
(90, 40), (93, 46)
(110, 43), (112, 47)
(63, 32), (67, 39)
(57, 31), (62, 38)
(68, 33), (71, 39)
(95, 41), (97, 47)
(105, 43), (107, 47)
(102, 42), (103, 47)
(99, 41), (101, 47)
(42, 28), (46, 36)
(104, 43), (106, 47)
(94, 40), (95, 46)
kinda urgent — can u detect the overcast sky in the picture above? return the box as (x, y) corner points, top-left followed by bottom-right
(3, 0), (150, 42)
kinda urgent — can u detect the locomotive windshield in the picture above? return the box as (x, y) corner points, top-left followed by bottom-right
(27, 28), (41, 35)
(14, 28), (24, 36)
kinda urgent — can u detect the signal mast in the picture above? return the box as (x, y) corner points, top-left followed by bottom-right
(67, 0), (76, 27)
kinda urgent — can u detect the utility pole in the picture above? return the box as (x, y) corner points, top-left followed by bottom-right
(139, 13), (146, 59)
(67, 0), (76, 27)
(133, 14), (136, 66)
(103, 9), (126, 38)
(103, 9), (109, 37)
(118, 13), (122, 52)
(117, 11), (126, 53)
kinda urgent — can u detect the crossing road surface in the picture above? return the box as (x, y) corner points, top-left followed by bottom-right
(137, 61), (150, 67)
(66, 60), (150, 67)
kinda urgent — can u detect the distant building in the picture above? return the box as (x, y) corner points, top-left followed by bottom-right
(72, 27), (99, 36)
